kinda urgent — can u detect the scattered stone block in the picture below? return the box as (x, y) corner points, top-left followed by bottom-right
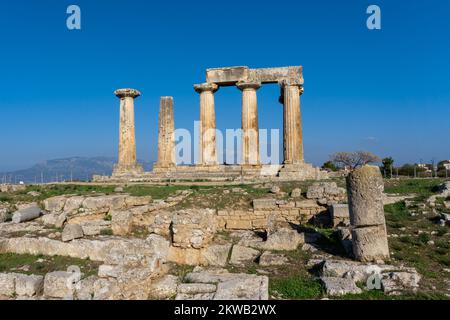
(270, 186), (281, 194)
(111, 211), (133, 236)
(213, 275), (269, 300)
(320, 277), (362, 296)
(230, 245), (260, 266)
(43, 196), (67, 213)
(290, 188), (302, 198)
(15, 274), (44, 297)
(80, 220), (111, 236)
(44, 271), (80, 298)
(12, 204), (41, 223)
(200, 244), (232, 267)
(61, 224), (84, 242)
(263, 228), (304, 251)
(259, 252), (288, 266)
(0, 273), (16, 296)
(149, 275), (179, 299)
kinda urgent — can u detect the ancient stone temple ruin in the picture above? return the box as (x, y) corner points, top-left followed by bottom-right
(95, 66), (328, 182)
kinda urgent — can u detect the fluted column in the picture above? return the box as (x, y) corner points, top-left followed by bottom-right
(154, 96), (176, 169)
(237, 81), (261, 166)
(194, 83), (219, 166)
(113, 88), (143, 175)
(280, 82), (304, 164)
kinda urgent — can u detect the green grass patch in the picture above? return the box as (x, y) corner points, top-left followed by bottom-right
(384, 179), (446, 197)
(0, 253), (100, 277)
(124, 185), (192, 199)
(270, 276), (323, 299)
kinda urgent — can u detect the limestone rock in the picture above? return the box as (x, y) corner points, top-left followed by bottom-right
(125, 196), (152, 207)
(381, 271), (421, 295)
(263, 227), (305, 251)
(44, 271), (81, 298)
(214, 275), (269, 300)
(320, 277), (362, 296)
(181, 268), (268, 300)
(347, 165), (390, 262)
(0, 203), (10, 223)
(270, 186), (281, 194)
(168, 247), (202, 266)
(175, 292), (215, 300)
(148, 210), (174, 237)
(15, 274), (44, 297)
(290, 188), (302, 198)
(259, 252), (288, 266)
(80, 220), (111, 236)
(55, 212), (68, 229)
(352, 225), (389, 263)
(252, 199), (277, 210)
(171, 209), (218, 249)
(178, 283), (217, 294)
(12, 204), (41, 223)
(306, 182), (346, 202)
(229, 245), (260, 266)
(149, 275), (179, 299)
(63, 196), (85, 213)
(43, 196), (67, 213)
(200, 244), (232, 267)
(0, 273), (15, 296)
(41, 213), (59, 227)
(330, 204), (350, 227)
(111, 211), (133, 236)
(61, 224), (84, 242)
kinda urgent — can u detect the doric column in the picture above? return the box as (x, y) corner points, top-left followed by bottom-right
(113, 88), (143, 175)
(194, 83), (219, 166)
(280, 81), (304, 164)
(237, 81), (261, 166)
(154, 96), (176, 169)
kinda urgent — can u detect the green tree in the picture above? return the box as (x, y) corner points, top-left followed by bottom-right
(382, 157), (394, 178)
(322, 161), (338, 172)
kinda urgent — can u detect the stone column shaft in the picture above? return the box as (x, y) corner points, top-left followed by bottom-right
(195, 83), (219, 166)
(347, 165), (390, 262)
(155, 96), (175, 169)
(113, 88), (143, 175)
(238, 81), (261, 166)
(281, 83), (304, 164)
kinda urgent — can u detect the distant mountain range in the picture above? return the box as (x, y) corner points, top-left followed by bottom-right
(0, 157), (154, 183)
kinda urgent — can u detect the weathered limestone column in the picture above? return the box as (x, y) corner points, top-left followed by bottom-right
(280, 81), (304, 164)
(346, 165), (390, 262)
(237, 81), (261, 166)
(194, 83), (219, 166)
(113, 88), (143, 176)
(154, 96), (176, 170)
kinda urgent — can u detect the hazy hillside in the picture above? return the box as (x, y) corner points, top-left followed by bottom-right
(0, 157), (154, 183)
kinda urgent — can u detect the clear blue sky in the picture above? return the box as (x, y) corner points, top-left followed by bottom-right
(0, 0), (449, 171)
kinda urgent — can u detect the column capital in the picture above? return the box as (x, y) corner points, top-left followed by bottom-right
(194, 83), (219, 93)
(236, 81), (262, 91)
(279, 78), (304, 88)
(114, 88), (141, 99)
